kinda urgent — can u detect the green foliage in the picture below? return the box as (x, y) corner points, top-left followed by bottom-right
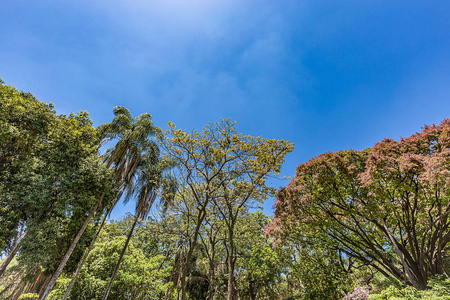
(185, 252), (209, 300)
(0, 80), (116, 298)
(425, 276), (450, 298)
(295, 248), (351, 300)
(0, 81), (56, 251)
(18, 293), (39, 299)
(15, 125), (115, 274)
(274, 119), (450, 289)
(234, 212), (293, 299)
(1, 81), (302, 300)
(370, 286), (420, 300)
(369, 277), (450, 300)
(49, 222), (172, 300)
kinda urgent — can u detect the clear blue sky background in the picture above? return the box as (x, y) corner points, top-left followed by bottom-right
(1, 1), (449, 219)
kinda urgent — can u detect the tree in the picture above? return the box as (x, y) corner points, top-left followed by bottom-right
(161, 118), (294, 300)
(271, 234), (353, 300)
(198, 212), (223, 300)
(0, 82), (115, 299)
(0, 81), (55, 259)
(61, 106), (161, 300)
(35, 110), (118, 300)
(273, 119), (450, 289)
(48, 219), (172, 300)
(102, 152), (175, 300)
(17, 114), (114, 298)
(234, 212), (293, 300)
(211, 136), (294, 300)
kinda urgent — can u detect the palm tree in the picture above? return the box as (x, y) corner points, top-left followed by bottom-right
(60, 191), (122, 300)
(41, 106), (158, 300)
(102, 151), (176, 300)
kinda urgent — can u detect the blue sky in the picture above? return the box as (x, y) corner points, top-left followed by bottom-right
(1, 1), (449, 218)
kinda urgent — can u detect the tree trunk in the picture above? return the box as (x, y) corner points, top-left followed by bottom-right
(382, 220), (424, 289)
(38, 274), (52, 297)
(0, 283), (14, 298)
(40, 195), (103, 300)
(165, 244), (182, 300)
(0, 243), (18, 277)
(102, 213), (139, 300)
(62, 205), (112, 300)
(208, 245), (215, 300)
(180, 206), (207, 300)
(227, 256), (237, 300)
(227, 224), (237, 300)
(27, 271), (44, 293)
(0, 226), (23, 278)
(249, 278), (257, 300)
(12, 282), (27, 300)
(7, 282), (21, 300)
(180, 268), (187, 300)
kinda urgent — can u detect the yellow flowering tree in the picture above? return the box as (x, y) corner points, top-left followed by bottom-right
(161, 119), (294, 300)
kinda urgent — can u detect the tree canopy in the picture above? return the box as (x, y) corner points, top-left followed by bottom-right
(161, 119), (294, 300)
(272, 119), (450, 290)
(3, 78), (450, 300)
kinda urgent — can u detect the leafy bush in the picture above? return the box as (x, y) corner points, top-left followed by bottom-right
(369, 277), (450, 300)
(423, 276), (450, 299)
(369, 286), (420, 300)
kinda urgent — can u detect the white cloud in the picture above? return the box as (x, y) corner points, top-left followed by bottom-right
(91, 0), (243, 38)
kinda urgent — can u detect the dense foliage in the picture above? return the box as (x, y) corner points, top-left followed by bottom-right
(2, 79), (450, 300)
(271, 119), (450, 293)
(161, 119), (294, 300)
(48, 219), (172, 300)
(0, 81), (116, 299)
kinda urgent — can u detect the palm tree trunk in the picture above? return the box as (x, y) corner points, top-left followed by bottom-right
(27, 271), (44, 293)
(0, 243), (19, 277)
(0, 226), (24, 278)
(38, 274), (52, 298)
(62, 204), (112, 300)
(40, 195), (104, 300)
(102, 213), (139, 300)
(12, 282), (27, 300)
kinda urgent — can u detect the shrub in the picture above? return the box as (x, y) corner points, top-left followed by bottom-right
(369, 277), (450, 300)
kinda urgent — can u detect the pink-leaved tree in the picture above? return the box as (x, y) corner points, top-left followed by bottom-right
(270, 119), (450, 289)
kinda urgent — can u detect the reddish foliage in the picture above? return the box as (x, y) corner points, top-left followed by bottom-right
(269, 119), (450, 289)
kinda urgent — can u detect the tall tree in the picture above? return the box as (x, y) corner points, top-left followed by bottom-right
(212, 136), (293, 300)
(1, 81), (115, 297)
(273, 119), (450, 289)
(60, 106), (160, 300)
(41, 106), (158, 300)
(0, 81), (55, 257)
(102, 151), (175, 300)
(161, 119), (294, 300)
(47, 218), (172, 300)
(0, 82), (115, 299)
